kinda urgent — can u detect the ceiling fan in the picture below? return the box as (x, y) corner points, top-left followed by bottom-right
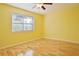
(32, 3), (53, 10)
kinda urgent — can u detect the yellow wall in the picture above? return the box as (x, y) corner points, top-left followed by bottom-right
(0, 4), (44, 48)
(0, 3), (79, 48)
(44, 4), (79, 42)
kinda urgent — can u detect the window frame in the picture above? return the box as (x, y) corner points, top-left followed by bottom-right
(12, 13), (34, 32)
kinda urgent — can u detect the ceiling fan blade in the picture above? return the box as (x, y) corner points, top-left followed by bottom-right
(43, 3), (53, 5)
(32, 5), (36, 9)
(41, 6), (46, 10)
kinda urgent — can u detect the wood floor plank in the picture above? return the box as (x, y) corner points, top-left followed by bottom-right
(0, 38), (79, 56)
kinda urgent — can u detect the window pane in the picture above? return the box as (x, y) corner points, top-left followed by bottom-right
(24, 17), (33, 23)
(12, 14), (24, 23)
(24, 24), (33, 31)
(12, 13), (34, 32)
(12, 24), (23, 32)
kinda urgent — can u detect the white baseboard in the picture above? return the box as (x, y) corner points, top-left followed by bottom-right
(44, 36), (79, 44)
(1, 36), (79, 50)
(0, 37), (42, 50)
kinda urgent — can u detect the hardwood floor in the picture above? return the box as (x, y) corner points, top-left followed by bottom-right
(0, 38), (79, 56)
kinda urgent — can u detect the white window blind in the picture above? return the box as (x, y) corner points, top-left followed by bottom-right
(12, 13), (34, 32)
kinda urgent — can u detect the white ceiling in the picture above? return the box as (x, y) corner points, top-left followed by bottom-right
(8, 3), (77, 15)
(8, 3), (54, 15)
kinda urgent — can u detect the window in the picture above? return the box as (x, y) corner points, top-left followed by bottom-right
(12, 13), (34, 32)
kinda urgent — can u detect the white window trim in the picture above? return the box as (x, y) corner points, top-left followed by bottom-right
(12, 13), (34, 32)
